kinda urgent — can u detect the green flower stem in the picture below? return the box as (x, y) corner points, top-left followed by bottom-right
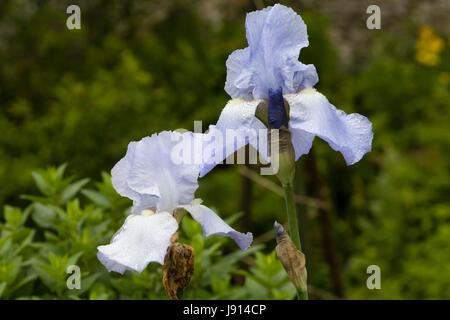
(282, 182), (309, 300)
(283, 183), (301, 250)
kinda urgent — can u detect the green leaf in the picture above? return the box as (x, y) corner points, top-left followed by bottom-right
(0, 256), (22, 285)
(0, 237), (13, 256)
(32, 263), (57, 291)
(31, 171), (51, 196)
(14, 230), (35, 256)
(81, 189), (109, 208)
(210, 244), (264, 275)
(8, 274), (38, 295)
(31, 203), (56, 228)
(20, 195), (53, 205)
(55, 163), (68, 179)
(67, 252), (83, 266)
(224, 212), (244, 227)
(4, 206), (22, 227)
(0, 234), (12, 252)
(20, 206), (33, 225)
(61, 178), (90, 203)
(0, 282), (7, 299)
(72, 272), (101, 296)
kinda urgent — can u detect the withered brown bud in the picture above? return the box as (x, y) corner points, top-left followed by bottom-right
(274, 221), (307, 292)
(162, 232), (194, 300)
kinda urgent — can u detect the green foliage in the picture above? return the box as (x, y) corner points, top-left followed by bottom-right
(236, 251), (297, 299)
(0, 164), (295, 299)
(0, 0), (448, 300)
(325, 29), (450, 299)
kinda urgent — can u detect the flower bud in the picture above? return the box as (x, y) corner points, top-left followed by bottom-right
(256, 97), (296, 185)
(274, 221), (307, 292)
(162, 233), (194, 300)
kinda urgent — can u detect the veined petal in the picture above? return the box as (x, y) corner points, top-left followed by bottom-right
(200, 99), (268, 177)
(225, 4), (318, 100)
(111, 131), (200, 213)
(97, 212), (178, 274)
(285, 88), (373, 165)
(225, 48), (253, 100)
(180, 204), (253, 250)
(111, 150), (159, 214)
(288, 125), (315, 160)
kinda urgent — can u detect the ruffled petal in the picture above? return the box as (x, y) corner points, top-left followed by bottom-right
(97, 212), (178, 274)
(180, 204), (253, 250)
(225, 4), (318, 100)
(111, 131), (200, 213)
(111, 150), (159, 214)
(224, 48), (253, 100)
(200, 99), (268, 177)
(285, 88), (373, 165)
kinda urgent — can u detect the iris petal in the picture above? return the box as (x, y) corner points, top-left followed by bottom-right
(111, 131), (200, 213)
(97, 212), (178, 274)
(225, 4), (318, 100)
(180, 204), (253, 250)
(286, 88), (373, 165)
(200, 99), (268, 177)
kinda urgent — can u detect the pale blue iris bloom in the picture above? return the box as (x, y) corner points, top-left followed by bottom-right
(201, 4), (373, 176)
(225, 4), (318, 101)
(98, 4), (373, 275)
(97, 131), (252, 274)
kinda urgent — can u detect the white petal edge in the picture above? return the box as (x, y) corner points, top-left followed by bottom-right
(285, 88), (373, 165)
(97, 212), (178, 274)
(179, 204), (253, 250)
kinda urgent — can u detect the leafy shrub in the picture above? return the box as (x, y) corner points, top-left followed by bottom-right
(0, 164), (295, 299)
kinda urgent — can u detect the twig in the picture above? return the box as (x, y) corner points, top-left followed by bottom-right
(238, 166), (329, 210)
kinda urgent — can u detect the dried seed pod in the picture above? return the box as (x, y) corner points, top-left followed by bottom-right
(274, 221), (307, 291)
(162, 232), (194, 300)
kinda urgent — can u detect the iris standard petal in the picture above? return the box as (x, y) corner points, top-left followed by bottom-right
(200, 99), (268, 177)
(224, 48), (253, 100)
(180, 204), (253, 250)
(225, 4), (318, 100)
(111, 143), (160, 214)
(285, 88), (373, 165)
(111, 131), (200, 213)
(97, 212), (178, 274)
(111, 143), (136, 200)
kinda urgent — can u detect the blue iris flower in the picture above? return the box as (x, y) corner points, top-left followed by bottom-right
(225, 4), (318, 129)
(200, 4), (373, 177)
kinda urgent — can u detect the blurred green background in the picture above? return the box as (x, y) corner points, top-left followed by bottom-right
(0, 0), (449, 299)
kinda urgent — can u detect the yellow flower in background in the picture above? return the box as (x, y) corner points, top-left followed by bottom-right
(415, 26), (445, 66)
